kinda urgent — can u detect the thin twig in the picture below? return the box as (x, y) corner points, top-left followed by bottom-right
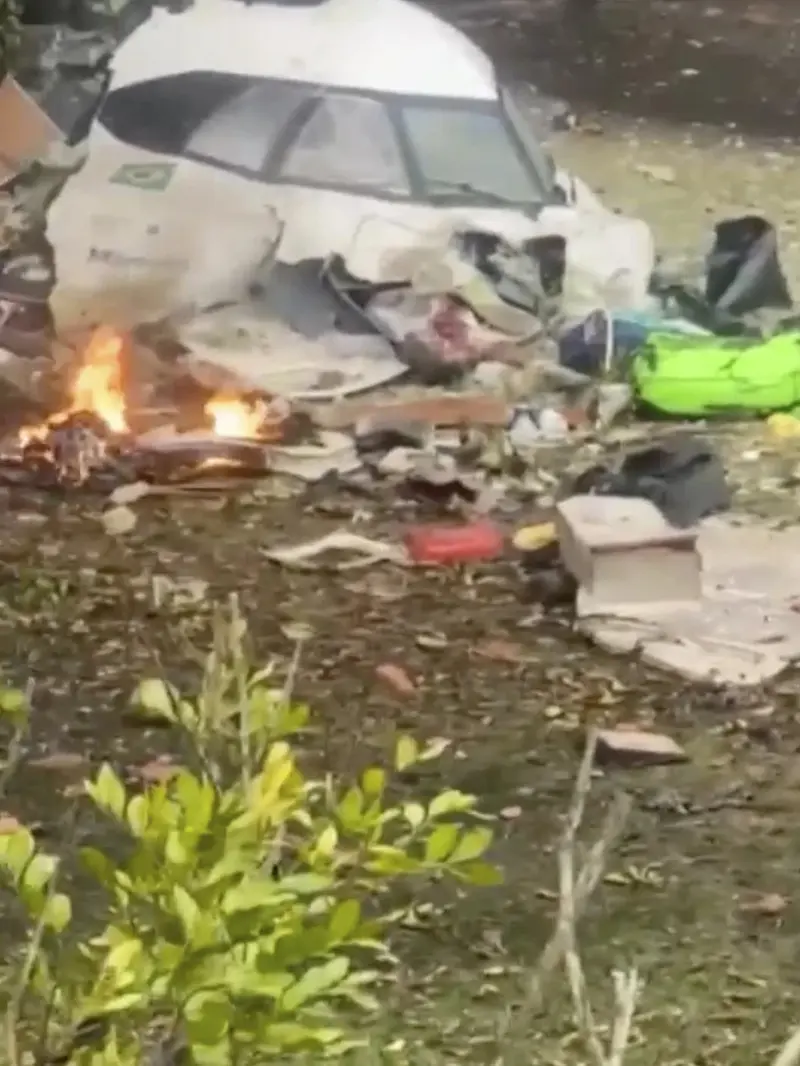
(773, 1028), (800, 1066)
(556, 731), (607, 1066)
(503, 729), (639, 1066)
(526, 737), (631, 1009)
(607, 968), (641, 1066)
(548, 731), (641, 1066)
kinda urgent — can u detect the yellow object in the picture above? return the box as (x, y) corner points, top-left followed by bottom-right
(767, 413), (800, 438)
(512, 522), (556, 552)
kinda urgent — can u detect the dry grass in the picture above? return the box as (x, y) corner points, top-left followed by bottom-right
(484, 731), (800, 1066)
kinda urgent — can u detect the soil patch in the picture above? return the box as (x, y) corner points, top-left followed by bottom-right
(438, 0), (800, 137)
(0, 430), (799, 1062)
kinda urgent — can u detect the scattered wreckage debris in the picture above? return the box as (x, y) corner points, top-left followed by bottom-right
(264, 530), (409, 571)
(556, 494), (800, 687)
(594, 728), (687, 768)
(320, 393), (513, 433)
(404, 520), (504, 565)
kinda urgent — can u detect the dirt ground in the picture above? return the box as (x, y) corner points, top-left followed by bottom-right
(445, 0), (800, 138)
(1, 416), (800, 1065)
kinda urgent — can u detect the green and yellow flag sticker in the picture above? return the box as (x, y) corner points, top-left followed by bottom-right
(109, 162), (176, 191)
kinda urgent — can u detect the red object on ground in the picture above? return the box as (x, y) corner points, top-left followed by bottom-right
(404, 521), (505, 565)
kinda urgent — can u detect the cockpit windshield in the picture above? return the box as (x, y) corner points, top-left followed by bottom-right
(397, 96), (553, 209)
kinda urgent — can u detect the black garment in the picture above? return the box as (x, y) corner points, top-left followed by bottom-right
(569, 434), (730, 528)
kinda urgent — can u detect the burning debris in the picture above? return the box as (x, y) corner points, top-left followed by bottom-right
(0, 325), (287, 490)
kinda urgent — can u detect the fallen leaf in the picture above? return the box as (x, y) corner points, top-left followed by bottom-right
(375, 663), (417, 697)
(500, 806), (522, 820)
(109, 481), (151, 506)
(135, 758), (180, 785)
(14, 511), (47, 526)
(543, 704), (565, 719)
(475, 639), (529, 664)
(281, 622), (315, 642)
(415, 632), (449, 650)
(595, 728), (687, 767)
(102, 505), (137, 536)
(741, 892), (788, 917)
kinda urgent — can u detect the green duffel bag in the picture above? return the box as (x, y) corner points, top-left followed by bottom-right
(631, 330), (800, 417)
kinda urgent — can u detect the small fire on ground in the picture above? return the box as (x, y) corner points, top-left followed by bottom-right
(7, 325), (281, 488)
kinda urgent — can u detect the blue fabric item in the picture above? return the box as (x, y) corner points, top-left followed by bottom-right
(558, 309), (711, 377)
(620, 311), (711, 336)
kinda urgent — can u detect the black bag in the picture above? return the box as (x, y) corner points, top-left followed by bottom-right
(705, 215), (793, 316)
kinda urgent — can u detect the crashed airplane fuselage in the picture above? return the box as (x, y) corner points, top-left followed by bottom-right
(17, 0), (654, 330)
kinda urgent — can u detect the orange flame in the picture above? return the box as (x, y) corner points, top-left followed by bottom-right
(18, 325), (129, 448)
(205, 396), (268, 439)
(18, 325), (277, 451)
(69, 325), (128, 434)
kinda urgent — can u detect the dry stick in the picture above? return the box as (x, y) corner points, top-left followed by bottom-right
(526, 735), (632, 1010)
(557, 731), (607, 1066)
(501, 734), (632, 1062)
(552, 732), (641, 1066)
(560, 840), (605, 1066)
(773, 1028), (800, 1066)
(509, 729), (640, 1066)
(607, 968), (641, 1066)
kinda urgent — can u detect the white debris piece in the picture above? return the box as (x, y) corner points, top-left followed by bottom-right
(269, 432), (361, 483)
(595, 728), (687, 767)
(555, 495), (702, 618)
(574, 515), (800, 687)
(179, 306), (406, 400)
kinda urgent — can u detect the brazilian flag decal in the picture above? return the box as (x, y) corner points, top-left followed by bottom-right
(109, 162), (176, 191)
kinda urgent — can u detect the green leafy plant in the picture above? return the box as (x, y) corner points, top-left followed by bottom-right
(0, 599), (500, 1065)
(0, 0), (23, 79)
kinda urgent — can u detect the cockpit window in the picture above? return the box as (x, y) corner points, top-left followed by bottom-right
(187, 81), (309, 173)
(500, 84), (559, 197)
(98, 71), (557, 207)
(399, 100), (548, 208)
(280, 93), (410, 195)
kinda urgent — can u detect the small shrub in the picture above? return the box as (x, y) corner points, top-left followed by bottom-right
(0, 0), (22, 80)
(0, 599), (500, 1065)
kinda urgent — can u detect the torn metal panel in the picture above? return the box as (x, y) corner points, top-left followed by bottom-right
(178, 303), (406, 400)
(342, 210), (653, 316)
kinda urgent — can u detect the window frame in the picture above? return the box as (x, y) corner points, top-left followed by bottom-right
(390, 90), (553, 209)
(183, 78), (314, 178)
(266, 91), (416, 201)
(499, 82), (559, 201)
(99, 70), (253, 158)
(100, 70), (558, 208)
